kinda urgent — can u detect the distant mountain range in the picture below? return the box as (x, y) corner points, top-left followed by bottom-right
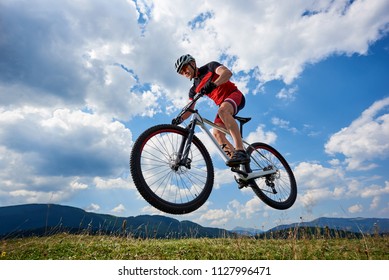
(0, 204), (230, 238)
(230, 226), (264, 236)
(0, 204), (388, 239)
(269, 217), (389, 234)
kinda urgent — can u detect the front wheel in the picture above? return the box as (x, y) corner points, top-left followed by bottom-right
(130, 124), (214, 214)
(246, 142), (297, 210)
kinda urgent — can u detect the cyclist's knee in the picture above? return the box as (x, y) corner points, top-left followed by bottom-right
(218, 108), (230, 119)
(218, 103), (234, 119)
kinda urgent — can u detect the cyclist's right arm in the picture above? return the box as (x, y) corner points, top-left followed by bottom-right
(181, 100), (196, 121)
(181, 87), (198, 121)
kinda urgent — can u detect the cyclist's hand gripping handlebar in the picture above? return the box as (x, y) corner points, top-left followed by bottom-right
(171, 116), (183, 125)
(171, 90), (205, 125)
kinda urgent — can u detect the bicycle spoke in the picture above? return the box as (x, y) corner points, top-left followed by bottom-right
(139, 129), (210, 205)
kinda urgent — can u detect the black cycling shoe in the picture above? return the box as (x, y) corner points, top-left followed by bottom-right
(226, 150), (250, 167)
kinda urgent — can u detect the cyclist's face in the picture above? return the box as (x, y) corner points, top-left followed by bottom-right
(180, 63), (194, 80)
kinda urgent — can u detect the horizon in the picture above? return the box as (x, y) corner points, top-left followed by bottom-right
(0, 0), (388, 231)
(2, 202), (388, 233)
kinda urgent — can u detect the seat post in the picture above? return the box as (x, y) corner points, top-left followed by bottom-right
(234, 116), (252, 137)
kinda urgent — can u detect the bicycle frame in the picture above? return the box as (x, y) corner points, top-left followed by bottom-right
(177, 95), (277, 182)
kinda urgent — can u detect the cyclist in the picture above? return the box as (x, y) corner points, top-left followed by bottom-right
(174, 54), (249, 167)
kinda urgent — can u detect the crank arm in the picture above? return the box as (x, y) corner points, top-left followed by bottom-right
(232, 168), (277, 181)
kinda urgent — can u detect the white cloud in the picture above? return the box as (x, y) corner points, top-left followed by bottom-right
(173, 0), (389, 84)
(241, 197), (263, 219)
(1, 0), (388, 112)
(360, 181), (389, 198)
(246, 125), (277, 145)
(111, 204), (126, 214)
(197, 208), (234, 226)
(2, 0), (388, 115)
(272, 117), (298, 133)
(294, 162), (345, 190)
(94, 177), (134, 190)
(85, 203), (101, 212)
(8, 189), (69, 204)
(70, 180), (88, 190)
(213, 168), (235, 190)
(293, 161), (389, 215)
(0, 107), (133, 204)
(293, 162), (347, 211)
(370, 196), (380, 210)
(348, 203), (363, 214)
(299, 188), (334, 213)
(194, 197), (265, 227)
(276, 86), (298, 101)
(325, 97), (389, 170)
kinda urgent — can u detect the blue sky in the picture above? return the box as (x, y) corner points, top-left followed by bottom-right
(0, 0), (388, 231)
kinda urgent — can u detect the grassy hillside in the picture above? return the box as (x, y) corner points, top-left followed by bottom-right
(1, 233), (388, 260)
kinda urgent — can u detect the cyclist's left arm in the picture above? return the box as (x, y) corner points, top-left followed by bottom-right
(180, 85), (199, 121)
(213, 65), (232, 86)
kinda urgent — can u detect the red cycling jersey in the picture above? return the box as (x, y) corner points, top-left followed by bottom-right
(188, 61), (239, 106)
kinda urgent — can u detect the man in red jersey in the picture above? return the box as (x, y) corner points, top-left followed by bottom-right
(174, 54), (249, 167)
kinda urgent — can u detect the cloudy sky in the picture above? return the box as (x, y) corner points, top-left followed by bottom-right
(1, 0), (388, 230)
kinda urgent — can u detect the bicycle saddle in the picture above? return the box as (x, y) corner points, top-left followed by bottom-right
(234, 116), (251, 124)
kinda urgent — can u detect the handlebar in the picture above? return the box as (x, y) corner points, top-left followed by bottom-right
(172, 89), (206, 124)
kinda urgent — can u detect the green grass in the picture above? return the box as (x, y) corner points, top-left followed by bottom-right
(1, 233), (388, 260)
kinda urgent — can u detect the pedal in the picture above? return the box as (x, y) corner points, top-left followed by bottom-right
(234, 176), (248, 189)
(231, 167), (248, 178)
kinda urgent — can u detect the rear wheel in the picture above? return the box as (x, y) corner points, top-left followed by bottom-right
(130, 124), (214, 214)
(246, 142), (297, 209)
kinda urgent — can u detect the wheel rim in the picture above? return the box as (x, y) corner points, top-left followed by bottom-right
(139, 129), (210, 205)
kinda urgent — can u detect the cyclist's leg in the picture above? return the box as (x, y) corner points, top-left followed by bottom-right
(213, 117), (234, 158)
(217, 91), (250, 166)
(216, 102), (244, 151)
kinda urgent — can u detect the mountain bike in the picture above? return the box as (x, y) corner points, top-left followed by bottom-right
(130, 91), (297, 214)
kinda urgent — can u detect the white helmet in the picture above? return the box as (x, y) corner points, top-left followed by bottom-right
(175, 54), (195, 73)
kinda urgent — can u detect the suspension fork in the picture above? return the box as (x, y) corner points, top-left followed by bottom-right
(175, 119), (197, 167)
